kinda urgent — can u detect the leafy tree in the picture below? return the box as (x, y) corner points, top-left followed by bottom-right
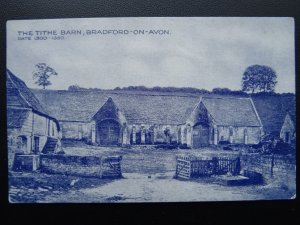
(68, 85), (82, 91)
(33, 63), (57, 89)
(242, 65), (277, 93)
(212, 88), (232, 95)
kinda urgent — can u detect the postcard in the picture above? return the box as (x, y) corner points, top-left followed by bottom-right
(6, 17), (295, 203)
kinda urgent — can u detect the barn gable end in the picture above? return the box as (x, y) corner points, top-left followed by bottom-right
(280, 112), (296, 143)
(92, 97), (127, 125)
(183, 97), (262, 147)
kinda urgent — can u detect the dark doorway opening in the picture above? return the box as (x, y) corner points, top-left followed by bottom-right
(285, 132), (290, 143)
(97, 119), (120, 145)
(33, 136), (39, 154)
(136, 131), (141, 144)
(193, 123), (209, 148)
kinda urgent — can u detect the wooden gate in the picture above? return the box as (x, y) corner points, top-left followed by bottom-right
(98, 120), (120, 145)
(99, 156), (123, 178)
(193, 124), (209, 148)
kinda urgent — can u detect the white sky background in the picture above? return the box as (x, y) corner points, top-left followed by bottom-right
(7, 17), (295, 93)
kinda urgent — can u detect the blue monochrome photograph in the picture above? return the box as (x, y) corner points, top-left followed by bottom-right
(6, 17), (296, 203)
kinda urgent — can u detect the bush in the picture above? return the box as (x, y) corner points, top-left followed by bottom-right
(155, 144), (178, 149)
(272, 141), (294, 155)
(178, 143), (191, 149)
(122, 144), (132, 149)
(247, 146), (262, 154)
(218, 140), (230, 145)
(223, 146), (232, 151)
(81, 137), (93, 145)
(250, 143), (263, 149)
(260, 139), (294, 155)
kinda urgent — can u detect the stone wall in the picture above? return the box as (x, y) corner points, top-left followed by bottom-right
(40, 154), (122, 178)
(241, 153), (296, 191)
(7, 128), (30, 169)
(59, 119), (263, 146)
(217, 126), (261, 144)
(60, 121), (92, 140)
(124, 124), (178, 144)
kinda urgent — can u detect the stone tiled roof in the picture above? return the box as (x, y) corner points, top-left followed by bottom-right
(32, 89), (200, 124)
(289, 113), (296, 126)
(6, 69), (47, 114)
(202, 97), (262, 126)
(252, 95), (296, 135)
(32, 89), (262, 127)
(7, 108), (30, 128)
(6, 70), (61, 130)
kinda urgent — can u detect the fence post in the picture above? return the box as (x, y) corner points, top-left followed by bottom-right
(235, 157), (241, 175)
(99, 156), (103, 178)
(175, 156), (178, 178)
(212, 157), (218, 174)
(270, 154), (274, 177)
(188, 161), (192, 178)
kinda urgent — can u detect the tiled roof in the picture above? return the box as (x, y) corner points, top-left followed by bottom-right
(6, 70), (61, 130)
(252, 95), (296, 135)
(32, 89), (200, 124)
(6, 69), (47, 114)
(32, 89), (262, 127)
(202, 97), (261, 126)
(289, 113), (296, 125)
(7, 108), (30, 128)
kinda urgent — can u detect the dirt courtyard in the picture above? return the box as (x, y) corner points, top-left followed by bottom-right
(9, 144), (295, 203)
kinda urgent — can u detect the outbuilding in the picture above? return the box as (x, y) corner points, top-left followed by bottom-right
(280, 112), (295, 144)
(6, 70), (61, 169)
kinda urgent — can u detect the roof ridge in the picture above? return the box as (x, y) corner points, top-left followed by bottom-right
(249, 98), (263, 127)
(32, 89), (202, 98)
(202, 96), (250, 100)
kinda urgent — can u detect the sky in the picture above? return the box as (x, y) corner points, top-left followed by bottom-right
(7, 17), (295, 93)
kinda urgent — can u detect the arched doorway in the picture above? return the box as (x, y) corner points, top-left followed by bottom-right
(145, 132), (153, 144)
(97, 119), (120, 145)
(192, 123), (209, 148)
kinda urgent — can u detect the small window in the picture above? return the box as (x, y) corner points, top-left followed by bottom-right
(17, 136), (27, 152)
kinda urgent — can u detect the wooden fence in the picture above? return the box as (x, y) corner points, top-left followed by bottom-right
(175, 155), (241, 179)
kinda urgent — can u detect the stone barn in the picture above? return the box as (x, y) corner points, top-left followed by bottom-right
(6, 70), (61, 169)
(280, 112), (295, 144)
(32, 89), (263, 148)
(184, 97), (263, 148)
(252, 94), (296, 141)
